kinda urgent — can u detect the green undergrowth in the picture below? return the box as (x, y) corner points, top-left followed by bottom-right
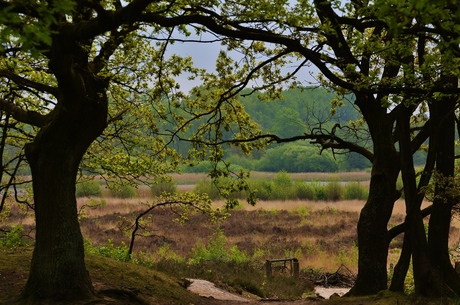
(84, 229), (313, 300)
(2, 244), (458, 304)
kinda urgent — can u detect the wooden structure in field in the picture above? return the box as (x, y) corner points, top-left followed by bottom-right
(265, 258), (299, 278)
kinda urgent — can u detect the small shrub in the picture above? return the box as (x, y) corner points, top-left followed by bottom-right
(310, 181), (326, 200)
(344, 182), (368, 200)
(150, 181), (177, 197)
(296, 205), (310, 217)
(0, 225), (29, 248)
(250, 180), (273, 201)
(193, 180), (220, 200)
(76, 180), (102, 197)
(295, 183), (316, 200)
(271, 184), (297, 200)
(189, 229), (249, 264)
(325, 180), (343, 201)
(86, 239), (130, 262)
(273, 171), (293, 187)
(110, 185), (137, 198)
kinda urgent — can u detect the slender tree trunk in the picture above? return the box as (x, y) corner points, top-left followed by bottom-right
(390, 106), (433, 295)
(427, 77), (460, 296)
(20, 36), (108, 300)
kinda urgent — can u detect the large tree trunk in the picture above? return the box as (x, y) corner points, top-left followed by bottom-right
(20, 35), (108, 302)
(348, 104), (400, 295)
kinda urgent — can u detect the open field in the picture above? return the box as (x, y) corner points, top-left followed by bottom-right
(4, 171), (460, 304)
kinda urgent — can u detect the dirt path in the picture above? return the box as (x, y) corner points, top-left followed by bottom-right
(187, 279), (252, 302)
(187, 278), (351, 305)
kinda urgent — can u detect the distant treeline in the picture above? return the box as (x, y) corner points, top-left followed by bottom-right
(178, 87), (426, 173)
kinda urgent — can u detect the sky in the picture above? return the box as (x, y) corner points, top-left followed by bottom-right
(165, 31), (320, 93)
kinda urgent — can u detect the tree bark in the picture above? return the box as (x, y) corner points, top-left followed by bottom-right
(20, 35), (108, 302)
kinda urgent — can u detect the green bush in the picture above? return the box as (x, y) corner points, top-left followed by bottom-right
(193, 180), (220, 200)
(271, 184), (297, 200)
(0, 225), (29, 248)
(295, 182), (316, 200)
(189, 229), (249, 265)
(273, 171), (293, 187)
(309, 181), (326, 201)
(85, 239), (130, 262)
(344, 182), (368, 200)
(325, 180), (343, 201)
(249, 180), (273, 201)
(76, 180), (102, 197)
(110, 185), (137, 198)
(150, 181), (177, 197)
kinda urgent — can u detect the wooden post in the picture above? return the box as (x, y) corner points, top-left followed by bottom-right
(293, 258), (299, 279)
(265, 260), (272, 278)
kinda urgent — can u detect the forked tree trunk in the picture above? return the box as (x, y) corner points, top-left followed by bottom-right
(390, 106), (433, 295)
(21, 65), (108, 302)
(348, 106), (400, 295)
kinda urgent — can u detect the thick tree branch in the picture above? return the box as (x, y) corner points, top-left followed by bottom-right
(0, 70), (58, 96)
(175, 131), (374, 162)
(0, 98), (50, 127)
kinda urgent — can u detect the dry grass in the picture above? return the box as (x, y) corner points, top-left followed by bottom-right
(169, 171), (371, 183)
(74, 198), (409, 274)
(7, 193), (457, 276)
